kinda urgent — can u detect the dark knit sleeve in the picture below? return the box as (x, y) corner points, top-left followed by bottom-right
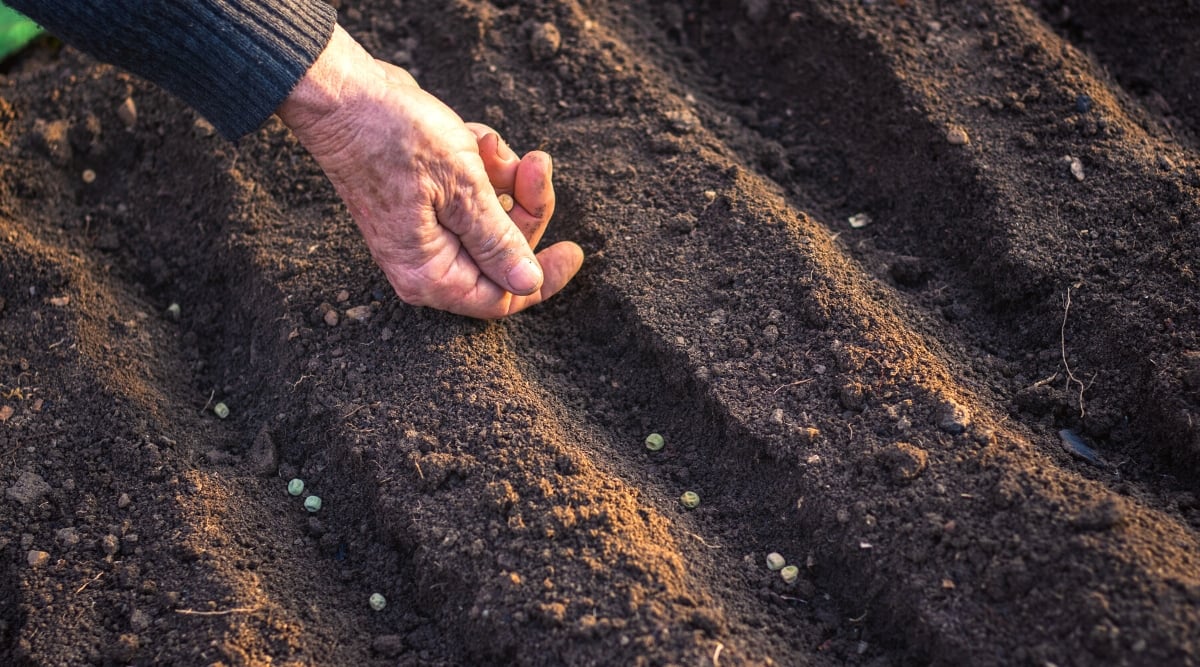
(6, 0), (337, 139)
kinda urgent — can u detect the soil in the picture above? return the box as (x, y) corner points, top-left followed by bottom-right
(3, 0), (1200, 665)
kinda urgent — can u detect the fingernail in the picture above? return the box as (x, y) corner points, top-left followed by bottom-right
(506, 258), (543, 294)
(496, 137), (518, 162)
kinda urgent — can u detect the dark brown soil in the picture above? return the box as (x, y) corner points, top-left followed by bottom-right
(3, 0), (1200, 665)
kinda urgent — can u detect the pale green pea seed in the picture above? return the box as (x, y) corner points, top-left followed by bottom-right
(645, 433), (665, 451)
(304, 495), (322, 512)
(369, 593), (387, 611)
(287, 479), (304, 496)
(213, 402), (230, 419)
(766, 552), (786, 571)
(680, 491), (700, 509)
(780, 565), (799, 583)
(166, 302), (181, 319)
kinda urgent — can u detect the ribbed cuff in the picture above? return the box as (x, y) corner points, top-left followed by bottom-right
(8, 0), (338, 139)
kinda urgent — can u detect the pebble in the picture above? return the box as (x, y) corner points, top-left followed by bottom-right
(117, 97), (138, 128)
(100, 533), (120, 556)
(27, 550), (50, 567)
(1075, 94), (1093, 113)
(336, 289), (351, 303)
(946, 126), (971, 145)
(324, 309), (340, 327)
(6, 471), (52, 505)
(1065, 155), (1085, 181)
(0, 405), (12, 422)
(345, 305), (372, 323)
(529, 22), (562, 61)
(381, 327), (394, 342)
(848, 213), (872, 228)
(770, 408), (785, 424)
(117, 493), (131, 509)
(56, 527), (80, 548)
(934, 399), (971, 434)
(1059, 429), (1103, 466)
(249, 425), (278, 476)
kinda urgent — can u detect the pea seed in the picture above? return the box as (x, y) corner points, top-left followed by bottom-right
(304, 495), (322, 512)
(213, 402), (230, 419)
(780, 565), (799, 583)
(287, 479), (304, 496)
(166, 303), (181, 320)
(498, 193), (515, 212)
(766, 552), (786, 571)
(645, 433), (665, 451)
(680, 491), (700, 509)
(369, 593), (387, 611)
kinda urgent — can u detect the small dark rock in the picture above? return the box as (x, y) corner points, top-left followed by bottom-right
(935, 399), (971, 434)
(248, 425), (278, 476)
(1075, 94), (1093, 113)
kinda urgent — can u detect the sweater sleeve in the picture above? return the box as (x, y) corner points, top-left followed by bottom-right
(6, 0), (337, 139)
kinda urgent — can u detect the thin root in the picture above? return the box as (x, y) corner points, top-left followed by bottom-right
(176, 605), (260, 617)
(1060, 288), (1089, 418)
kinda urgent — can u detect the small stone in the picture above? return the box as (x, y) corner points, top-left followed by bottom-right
(323, 309), (340, 327)
(935, 399), (971, 434)
(336, 289), (351, 303)
(117, 493), (131, 509)
(248, 425), (278, 476)
(27, 550), (50, 567)
(0, 405), (12, 422)
(49, 295), (70, 307)
(166, 303), (181, 320)
(665, 108), (701, 134)
(1065, 156), (1085, 181)
(6, 471), (52, 505)
(117, 97), (138, 128)
(56, 527), (80, 548)
(770, 408), (785, 424)
(529, 22), (562, 61)
(345, 305), (372, 323)
(848, 212), (872, 228)
(381, 327), (394, 342)
(1075, 94), (1093, 113)
(946, 126), (971, 145)
(101, 534), (120, 556)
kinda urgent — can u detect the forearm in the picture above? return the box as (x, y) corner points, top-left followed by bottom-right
(7, 0), (336, 139)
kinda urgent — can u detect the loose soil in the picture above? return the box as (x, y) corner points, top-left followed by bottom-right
(2, 0), (1199, 665)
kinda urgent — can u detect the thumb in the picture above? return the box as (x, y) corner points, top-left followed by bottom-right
(441, 169), (544, 295)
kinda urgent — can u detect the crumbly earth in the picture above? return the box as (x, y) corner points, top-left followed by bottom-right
(2, 0), (1199, 665)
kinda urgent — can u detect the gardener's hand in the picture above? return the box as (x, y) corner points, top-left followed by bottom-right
(276, 25), (583, 319)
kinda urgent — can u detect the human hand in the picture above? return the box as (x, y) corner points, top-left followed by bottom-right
(276, 26), (583, 318)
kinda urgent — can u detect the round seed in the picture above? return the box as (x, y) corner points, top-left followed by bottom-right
(81, 169), (97, 184)
(780, 565), (799, 583)
(287, 479), (304, 496)
(498, 193), (515, 212)
(645, 433), (665, 451)
(304, 495), (322, 512)
(766, 552), (786, 571)
(680, 491), (700, 509)
(369, 593), (387, 611)
(213, 402), (230, 419)
(166, 303), (181, 320)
